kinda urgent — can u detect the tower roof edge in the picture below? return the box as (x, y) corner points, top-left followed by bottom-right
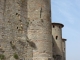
(52, 22), (64, 28)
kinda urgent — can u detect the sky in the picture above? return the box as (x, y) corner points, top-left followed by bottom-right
(51, 0), (80, 60)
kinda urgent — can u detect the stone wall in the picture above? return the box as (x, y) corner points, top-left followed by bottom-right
(0, 0), (32, 60)
(62, 39), (66, 60)
(52, 23), (64, 60)
(0, 0), (53, 60)
(27, 0), (53, 60)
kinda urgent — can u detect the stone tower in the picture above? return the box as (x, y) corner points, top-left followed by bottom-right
(62, 38), (66, 60)
(0, 0), (53, 60)
(52, 23), (64, 60)
(27, 0), (53, 60)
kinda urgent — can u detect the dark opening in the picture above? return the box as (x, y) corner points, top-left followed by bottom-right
(53, 25), (55, 28)
(59, 26), (60, 28)
(40, 7), (42, 18)
(16, 13), (18, 15)
(56, 36), (58, 40)
(17, 27), (18, 29)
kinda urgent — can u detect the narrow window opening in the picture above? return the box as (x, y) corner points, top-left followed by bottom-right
(40, 7), (42, 18)
(56, 36), (58, 40)
(59, 26), (60, 28)
(17, 27), (18, 29)
(53, 25), (55, 28)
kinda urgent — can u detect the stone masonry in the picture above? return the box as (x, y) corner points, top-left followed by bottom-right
(0, 0), (66, 60)
(52, 23), (66, 60)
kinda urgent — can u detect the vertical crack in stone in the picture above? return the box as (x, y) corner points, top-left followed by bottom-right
(40, 7), (42, 18)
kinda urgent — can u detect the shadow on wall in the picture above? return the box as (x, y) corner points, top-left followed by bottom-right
(52, 36), (62, 60)
(27, 40), (37, 49)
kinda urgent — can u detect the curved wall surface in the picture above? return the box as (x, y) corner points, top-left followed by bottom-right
(27, 0), (53, 60)
(0, 0), (53, 60)
(52, 23), (64, 60)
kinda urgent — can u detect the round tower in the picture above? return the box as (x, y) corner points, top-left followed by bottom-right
(27, 0), (53, 60)
(52, 23), (64, 60)
(62, 38), (67, 60)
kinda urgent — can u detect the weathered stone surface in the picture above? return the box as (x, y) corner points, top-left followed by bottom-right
(0, 0), (66, 60)
(10, 56), (16, 60)
(52, 23), (66, 60)
(0, 0), (31, 60)
(0, 0), (53, 60)
(27, 0), (53, 60)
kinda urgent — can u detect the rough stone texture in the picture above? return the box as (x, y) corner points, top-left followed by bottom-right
(0, 0), (67, 60)
(0, 0), (53, 60)
(27, 0), (53, 60)
(0, 0), (32, 60)
(10, 56), (16, 60)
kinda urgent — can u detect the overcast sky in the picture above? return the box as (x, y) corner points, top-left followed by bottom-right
(51, 0), (80, 60)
